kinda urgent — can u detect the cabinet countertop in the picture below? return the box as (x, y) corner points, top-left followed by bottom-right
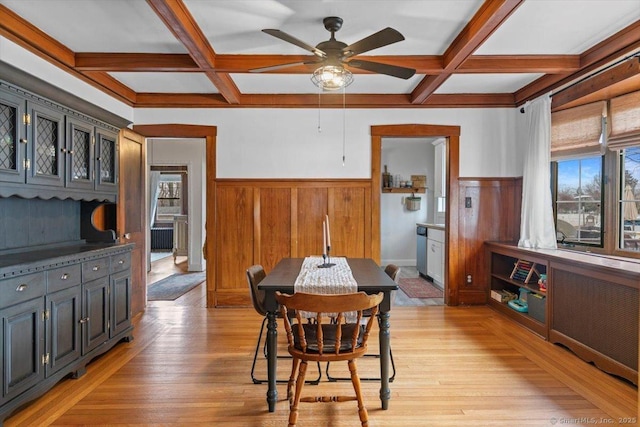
(417, 222), (445, 230)
(0, 242), (134, 278)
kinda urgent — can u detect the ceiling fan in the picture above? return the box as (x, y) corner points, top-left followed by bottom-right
(252, 16), (416, 83)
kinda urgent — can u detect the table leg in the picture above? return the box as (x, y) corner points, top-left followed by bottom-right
(378, 310), (391, 410)
(266, 311), (278, 412)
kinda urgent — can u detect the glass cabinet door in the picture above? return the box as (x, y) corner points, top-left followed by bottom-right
(66, 117), (95, 190)
(0, 88), (25, 183)
(26, 101), (64, 187)
(95, 128), (118, 192)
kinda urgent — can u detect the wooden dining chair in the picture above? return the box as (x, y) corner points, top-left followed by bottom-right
(326, 264), (399, 382)
(246, 265), (320, 385)
(276, 291), (384, 427)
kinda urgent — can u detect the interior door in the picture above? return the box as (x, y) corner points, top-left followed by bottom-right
(118, 129), (146, 316)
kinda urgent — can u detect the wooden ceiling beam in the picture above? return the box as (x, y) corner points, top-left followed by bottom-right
(551, 57), (640, 110)
(146, 0), (240, 104)
(72, 52), (581, 75)
(411, 0), (525, 104)
(134, 92), (514, 108)
(75, 53), (199, 72)
(458, 55), (580, 73)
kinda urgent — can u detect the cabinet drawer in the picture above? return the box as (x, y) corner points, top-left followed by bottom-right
(82, 257), (110, 282)
(47, 264), (82, 293)
(0, 272), (46, 308)
(110, 253), (131, 274)
(428, 228), (445, 243)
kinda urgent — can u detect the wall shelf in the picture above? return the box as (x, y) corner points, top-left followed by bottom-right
(382, 187), (426, 194)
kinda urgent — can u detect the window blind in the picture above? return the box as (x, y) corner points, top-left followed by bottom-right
(608, 90), (640, 150)
(551, 101), (605, 159)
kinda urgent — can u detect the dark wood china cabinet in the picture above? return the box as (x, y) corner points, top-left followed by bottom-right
(0, 65), (133, 423)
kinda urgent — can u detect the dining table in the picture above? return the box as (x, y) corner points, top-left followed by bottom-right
(257, 257), (398, 412)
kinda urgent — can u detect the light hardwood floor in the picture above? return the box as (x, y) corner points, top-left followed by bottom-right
(4, 257), (637, 426)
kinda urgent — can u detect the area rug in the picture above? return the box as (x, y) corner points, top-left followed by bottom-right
(148, 272), (206, 301)
(398, 277), (443, 299)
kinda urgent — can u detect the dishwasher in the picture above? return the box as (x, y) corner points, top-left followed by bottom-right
(416, 225), (428, 277)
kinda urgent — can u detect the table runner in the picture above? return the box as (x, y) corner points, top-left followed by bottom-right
(293, 256), (358, 319)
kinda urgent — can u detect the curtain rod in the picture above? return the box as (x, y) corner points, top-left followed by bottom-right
(520, 50), (640, 113)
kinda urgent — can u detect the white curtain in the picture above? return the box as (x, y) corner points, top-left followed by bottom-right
(518, 93), (557, 249)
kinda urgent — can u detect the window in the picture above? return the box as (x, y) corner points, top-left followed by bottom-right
(550, 94), (640, 258)
(155, 174), (183, 223)
(619, 147), (640, 252)
(553, 156), (604, 247)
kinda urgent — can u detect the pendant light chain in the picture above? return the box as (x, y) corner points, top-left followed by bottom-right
(317, 86), (322, 133)
(342, 86), (346, 166)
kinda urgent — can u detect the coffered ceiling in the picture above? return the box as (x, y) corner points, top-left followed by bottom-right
(1, 0), (639, 110)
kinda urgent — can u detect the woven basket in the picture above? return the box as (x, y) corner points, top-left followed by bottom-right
(405, 196), (421, 211)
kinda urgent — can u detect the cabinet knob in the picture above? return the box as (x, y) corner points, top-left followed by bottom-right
(16, 284), (27, 292)
(79, 317), (90, 324)
(19, 138), (27, 144)
(61, 273), (69, 280)
(92, 266), (100, 271)
(68, 150), (74, 155)
(60, 148), (67, 153)
(118, 260), (125, 265)
(123, 233), (131, 240)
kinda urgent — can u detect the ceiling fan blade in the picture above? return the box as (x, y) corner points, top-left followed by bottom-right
(342, 28), (405, 58)
(262, 29), (326, 57)
(347, 59), (416, 79)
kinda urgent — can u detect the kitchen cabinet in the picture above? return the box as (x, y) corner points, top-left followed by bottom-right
(0, 244), (133, 422)
(426, 227), (445, 288)
(0, 271), (46, 405)
(0, 81), (119, 202)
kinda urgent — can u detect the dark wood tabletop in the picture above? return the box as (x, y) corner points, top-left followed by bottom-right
(258, 257), (398, 310)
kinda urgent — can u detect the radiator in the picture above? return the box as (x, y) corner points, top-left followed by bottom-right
(173, 215), (188, 262)
(151, 228), (173, 250)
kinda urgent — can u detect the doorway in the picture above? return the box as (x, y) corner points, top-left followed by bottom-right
(380, 137), (444, 306)
(371, 124), (461, 306)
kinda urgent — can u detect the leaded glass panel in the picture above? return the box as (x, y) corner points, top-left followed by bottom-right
(0, 102), (17, 171)
(100, 137), (115, 183)
(72, 128), (91, 180)
(35, 117), (58, 176)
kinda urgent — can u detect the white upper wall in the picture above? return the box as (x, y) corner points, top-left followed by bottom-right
(134, 107), (524, 178)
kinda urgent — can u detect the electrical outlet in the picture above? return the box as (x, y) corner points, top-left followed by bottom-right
(465, 197), (472, 208)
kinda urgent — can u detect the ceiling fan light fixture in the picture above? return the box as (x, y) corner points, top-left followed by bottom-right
(312, 65), (353, 91)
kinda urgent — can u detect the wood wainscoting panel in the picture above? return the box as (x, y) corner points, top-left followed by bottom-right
(215, 185), (254, 306)
(295, 186), (328, 258)
(330, 186), (367, 258)
(256, 187), (291, 271)
(214, 179), (372, 306)
(458, 177), (522, 305)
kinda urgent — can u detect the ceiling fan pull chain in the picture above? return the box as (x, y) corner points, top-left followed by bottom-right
(342, 86), (346, 166)
(318, 87), (322, 133)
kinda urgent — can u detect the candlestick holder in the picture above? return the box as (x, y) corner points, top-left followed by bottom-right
(318, 246), (336, 268)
